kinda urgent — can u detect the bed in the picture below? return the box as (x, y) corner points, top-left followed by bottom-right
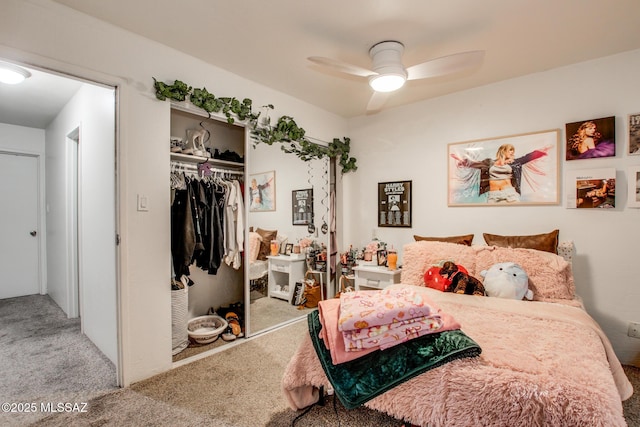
(282, 240), (633, 426)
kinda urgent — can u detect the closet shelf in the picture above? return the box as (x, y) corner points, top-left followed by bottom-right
(170, 152), (244, 169)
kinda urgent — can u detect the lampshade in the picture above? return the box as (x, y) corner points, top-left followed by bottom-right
(0, 63), (32, 85)
(369, 74), (406, 92)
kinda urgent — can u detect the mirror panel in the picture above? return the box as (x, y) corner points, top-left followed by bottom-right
(245, 141), (330, 336)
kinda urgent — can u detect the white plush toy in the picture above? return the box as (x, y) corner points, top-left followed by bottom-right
(480, 262), (533, 300)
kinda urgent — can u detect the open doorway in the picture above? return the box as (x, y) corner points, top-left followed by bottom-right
(0, 59), (119, 390)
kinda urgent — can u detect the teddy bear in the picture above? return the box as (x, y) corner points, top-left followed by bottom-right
(480, 262), (533, 300)
(439, 261), (485, 296)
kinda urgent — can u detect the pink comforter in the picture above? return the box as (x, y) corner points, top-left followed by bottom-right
(283, 285), (633, 427)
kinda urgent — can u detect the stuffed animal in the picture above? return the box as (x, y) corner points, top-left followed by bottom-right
(480, 262), (533, 300)
(439, 261), (485, 296)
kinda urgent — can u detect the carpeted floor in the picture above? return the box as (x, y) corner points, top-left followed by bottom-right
(0, 294), (117, 427)
(2, 295), (638, 426)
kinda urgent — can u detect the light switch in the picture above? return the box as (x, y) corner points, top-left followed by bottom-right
(137, 194), (149, 212)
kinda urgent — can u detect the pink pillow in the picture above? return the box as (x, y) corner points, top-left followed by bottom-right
(248, 232), (262, 262)
(475, 246), (575, 300)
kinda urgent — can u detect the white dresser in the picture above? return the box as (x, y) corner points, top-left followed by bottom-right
(266, 255), (306, 303)
(352, 265), (402, 291)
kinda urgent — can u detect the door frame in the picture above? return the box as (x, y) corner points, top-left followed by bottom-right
(0, 55), (123, 386)
(66, 127), (80, 319)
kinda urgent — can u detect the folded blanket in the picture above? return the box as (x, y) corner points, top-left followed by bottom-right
(318, 296), (461, 364)
(343, 315), (444, 351)
(308, 309), (482, 409)
(338, 287), (434, 332)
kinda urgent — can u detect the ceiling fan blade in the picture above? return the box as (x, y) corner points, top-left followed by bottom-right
(366, 91), (391, 113)
(406, 50), (485, 81)
(307, 56), (376, 78)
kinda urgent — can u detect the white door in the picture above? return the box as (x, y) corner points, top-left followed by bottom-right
(0, 153), (39, 299)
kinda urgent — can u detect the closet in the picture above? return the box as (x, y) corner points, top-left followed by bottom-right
(169, 103), (247, 362)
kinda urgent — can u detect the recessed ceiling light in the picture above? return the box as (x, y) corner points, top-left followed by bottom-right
(0, 62), (32, 85)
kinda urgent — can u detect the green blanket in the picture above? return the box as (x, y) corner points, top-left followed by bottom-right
(308, 310), (481, 409)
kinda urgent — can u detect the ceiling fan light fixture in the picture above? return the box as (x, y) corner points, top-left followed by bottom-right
(0, 62), (31, 85)
(369, 74), (406, 92)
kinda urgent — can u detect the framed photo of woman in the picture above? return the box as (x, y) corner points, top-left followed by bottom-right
(448, 129), (560, 206)
(565, 116), (615, 161)
(249, 171), (275, 212)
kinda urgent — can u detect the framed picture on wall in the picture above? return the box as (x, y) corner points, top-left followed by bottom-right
(249, 170), (275, 212)
(292, 188), (313, 225)
(564, 168), (616, 209)
(628, 113), (640, 155)
(565, 116), (616, 160)
(448, 129), (560, 206)
(627, 166), (640, 208)
(378, 180), (412, 227)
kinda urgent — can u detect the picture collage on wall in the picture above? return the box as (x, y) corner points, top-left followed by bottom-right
(442, 112), (640, 210)
(562, 113), (640, 209)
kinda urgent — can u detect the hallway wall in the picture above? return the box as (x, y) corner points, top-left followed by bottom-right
(45, 83), (117, 364)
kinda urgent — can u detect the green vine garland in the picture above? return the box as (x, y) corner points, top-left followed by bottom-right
(153, 78), (357, 173)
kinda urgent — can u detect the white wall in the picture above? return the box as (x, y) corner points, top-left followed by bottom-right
(0, 0), (347, 384)
(45, 83), (117, 364)
(343, 49), (640, 366)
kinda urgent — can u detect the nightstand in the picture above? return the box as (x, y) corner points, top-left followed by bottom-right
(352, 265), (401, 291)
(267, 255), (306, 303)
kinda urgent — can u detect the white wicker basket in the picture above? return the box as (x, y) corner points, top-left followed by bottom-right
(171, 286), (189, 355)
(187, 315), (228, 344)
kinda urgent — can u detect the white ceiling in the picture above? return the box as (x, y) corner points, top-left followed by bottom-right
(0, 64), (82, 129)
(3, 0), (640, 126)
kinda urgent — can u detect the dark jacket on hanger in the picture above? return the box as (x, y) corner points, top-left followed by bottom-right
(171, 186), (196, 278)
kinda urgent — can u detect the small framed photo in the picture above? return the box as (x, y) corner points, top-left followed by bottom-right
(627, 166), (640, 208)
(284, 243), (294, 255)
(628, 113), (640, 155)
(378, 181), (412, 227)
(377, 249), (387, 267)
(292, 189), (313, 225)
(565, 116), (615, 160)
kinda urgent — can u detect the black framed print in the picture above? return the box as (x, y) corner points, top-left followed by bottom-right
(378, 181), (412, 227)
(292, 188), (313, 225)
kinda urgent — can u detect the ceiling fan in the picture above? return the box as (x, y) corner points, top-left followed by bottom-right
(308, 41), (485, 113)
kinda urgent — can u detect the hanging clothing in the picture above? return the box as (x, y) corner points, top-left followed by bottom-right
(223, 179), (245, 269)
(170, 163), (245, 277)
(206, 180), (225, 274)
(171, 185), (195, 278)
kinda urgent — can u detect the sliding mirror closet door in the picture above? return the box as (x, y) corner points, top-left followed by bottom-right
(245, 140), (330, 337)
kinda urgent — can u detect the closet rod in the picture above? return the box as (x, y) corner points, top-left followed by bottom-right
(170, 160), (244, 176)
